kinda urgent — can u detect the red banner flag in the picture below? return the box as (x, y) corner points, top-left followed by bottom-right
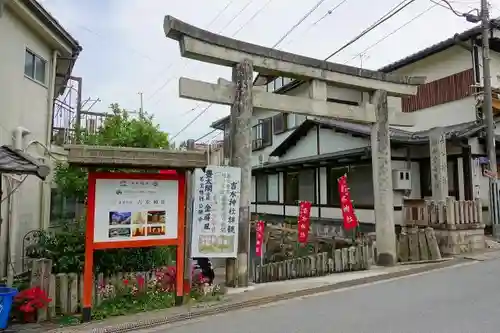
(338, 175), (359, 230)
(255, 220), (265, 257)
(297, 201), (312, 243)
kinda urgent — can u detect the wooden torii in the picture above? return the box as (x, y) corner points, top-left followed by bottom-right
(163, 15), (426, 286)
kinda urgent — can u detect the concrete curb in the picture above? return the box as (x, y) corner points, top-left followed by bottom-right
(51, 258), (470, 333)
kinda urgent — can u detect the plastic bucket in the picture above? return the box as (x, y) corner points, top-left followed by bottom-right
(0, 287), (17, 329)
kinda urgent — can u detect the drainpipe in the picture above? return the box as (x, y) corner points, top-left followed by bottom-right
(40, 50), (59, 230)
(6, 127), (30, 286)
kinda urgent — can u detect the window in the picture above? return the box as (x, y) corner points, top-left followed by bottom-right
(285, 172), (299, 204)
(285, 170), (316, 204)
(24, 50), (46, 84)
(273, 113), (287, 134)
(252, 118), (272, 151)
(274, 77), (284, 91)
(255, 173), (279, 202)
(267, 173), (279, 202)
(327, 167), (348, 205)
(256, 174), (268, 202)
(287, 113), (306, 129)
(50, 188), (85, 226)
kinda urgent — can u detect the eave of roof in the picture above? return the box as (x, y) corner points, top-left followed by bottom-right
(378, 19), (500, 73)
(269, 118), (484, 157)
(23, 0), (82, 54)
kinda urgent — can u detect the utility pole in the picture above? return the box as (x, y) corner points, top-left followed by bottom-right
(138, 92), (144, 113)
(480, 0), (500, 237)
(465, 0), (499, 235)
(225, 60), (253, 287)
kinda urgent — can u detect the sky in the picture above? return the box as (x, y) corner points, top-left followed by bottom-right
(39, 0), (500, 145)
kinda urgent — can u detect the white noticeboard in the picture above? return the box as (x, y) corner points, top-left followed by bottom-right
(191, 166), (241, 258)
(93, 178), (179, 243)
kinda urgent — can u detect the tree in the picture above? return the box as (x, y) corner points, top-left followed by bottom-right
(40, 104), (174, 274)
(54, 103), (170, 200)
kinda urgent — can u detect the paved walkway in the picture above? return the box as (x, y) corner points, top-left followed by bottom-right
(139, 258), (493, 333)
(35, 258), (463, 333)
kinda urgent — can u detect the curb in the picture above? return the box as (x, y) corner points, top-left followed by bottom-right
(51, 258), (470, 333)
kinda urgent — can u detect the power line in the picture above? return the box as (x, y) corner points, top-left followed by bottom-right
(272, 0), (330, 48)
(232, 0), (276, 36)
(346, 3), (438, 64)
(282, 0), (352, 48)
(171, 105), (213, 140)
(172, 0), (329, 140)
(145, 0), (239, 104)
(195, 129), (218, 142)
(324, 0), (416, 61)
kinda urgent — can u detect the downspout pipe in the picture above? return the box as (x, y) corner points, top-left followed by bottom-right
(40, 50), (59, 230)
(6, 127), (30, 286)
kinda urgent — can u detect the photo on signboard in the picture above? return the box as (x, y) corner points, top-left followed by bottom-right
(108, 227), (131, 238)
(109, 211), (132, 225)
(147, 225), (166, 236)
(132, 211), (147, 224)
(198, 235), (235, 253)
(132, 226), (146, 237)
(147, 210), (166, 224)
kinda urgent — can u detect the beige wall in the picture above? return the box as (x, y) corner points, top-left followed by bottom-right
(0, 5), (66, 276)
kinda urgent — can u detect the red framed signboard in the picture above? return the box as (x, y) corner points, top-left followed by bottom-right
(82, 171), (186, 321)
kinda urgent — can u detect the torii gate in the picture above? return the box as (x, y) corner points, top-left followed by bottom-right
(163, 15), (426, 286)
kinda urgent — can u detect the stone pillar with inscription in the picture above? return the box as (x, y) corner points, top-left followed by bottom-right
(429, 127), (448, 201)
(371, 90), (397, 266)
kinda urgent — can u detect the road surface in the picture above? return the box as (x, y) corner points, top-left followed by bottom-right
(140, 259), (500, 333)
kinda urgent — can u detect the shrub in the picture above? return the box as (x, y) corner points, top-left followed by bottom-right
(26, 220), (175, 274)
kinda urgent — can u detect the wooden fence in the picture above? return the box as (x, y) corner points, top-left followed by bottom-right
(403, 197), (482, 226)
(29, 259), (161, 321)
(254, 245), (371, 284)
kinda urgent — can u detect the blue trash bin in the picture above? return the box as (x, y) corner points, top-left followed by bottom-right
(0, 287), (17, 329)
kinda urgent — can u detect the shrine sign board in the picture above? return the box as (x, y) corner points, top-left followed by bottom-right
(82, 171), (186, 321)
(191, 166), (241, 258)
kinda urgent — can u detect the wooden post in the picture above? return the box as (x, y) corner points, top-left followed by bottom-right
(228, 60), (254, 288)
(370, 90), (397, 266)
(183, 139), (195, 299)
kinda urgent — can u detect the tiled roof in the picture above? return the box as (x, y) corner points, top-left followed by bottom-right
(0, 146), (50, 180)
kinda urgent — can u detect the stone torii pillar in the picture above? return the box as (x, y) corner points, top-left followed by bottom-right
(162, 15), (426, 277)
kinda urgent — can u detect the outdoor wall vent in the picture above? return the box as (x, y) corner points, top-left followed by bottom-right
(392, 169), (411, 191)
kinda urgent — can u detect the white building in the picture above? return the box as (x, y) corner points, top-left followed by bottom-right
(210, 20), (500, 234)
(0, 0), (81, 276)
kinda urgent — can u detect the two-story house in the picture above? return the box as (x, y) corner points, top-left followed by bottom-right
(0, 0), (81, 276)
(209, 20), (500, 236)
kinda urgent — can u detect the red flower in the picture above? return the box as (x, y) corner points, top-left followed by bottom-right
(123, 279), (129, 286)
(15, 287), (52, 313)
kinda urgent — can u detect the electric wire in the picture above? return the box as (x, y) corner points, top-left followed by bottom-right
(346, 3), (439, 64)
(272, 0), (330, 48)
(172, 0), (329, 140)
(282, 0), (352, 48)
(324, 0), (417, 61)
(147, 0), (255, 105)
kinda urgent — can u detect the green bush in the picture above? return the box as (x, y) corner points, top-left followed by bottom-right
(26, 221), (175, 275)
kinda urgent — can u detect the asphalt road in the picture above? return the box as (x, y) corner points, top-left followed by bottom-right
(141, 259), (500, 333)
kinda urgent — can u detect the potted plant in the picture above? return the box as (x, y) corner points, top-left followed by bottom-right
(12, 287), (52, 323)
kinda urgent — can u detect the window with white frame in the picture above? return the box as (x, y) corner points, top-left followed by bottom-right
(24, 49), (46, 84)
(286, 113), (306, 129)
(267, 173), (279, 202)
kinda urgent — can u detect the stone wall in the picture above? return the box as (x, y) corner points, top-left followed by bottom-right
(433, 225), (485, 255)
